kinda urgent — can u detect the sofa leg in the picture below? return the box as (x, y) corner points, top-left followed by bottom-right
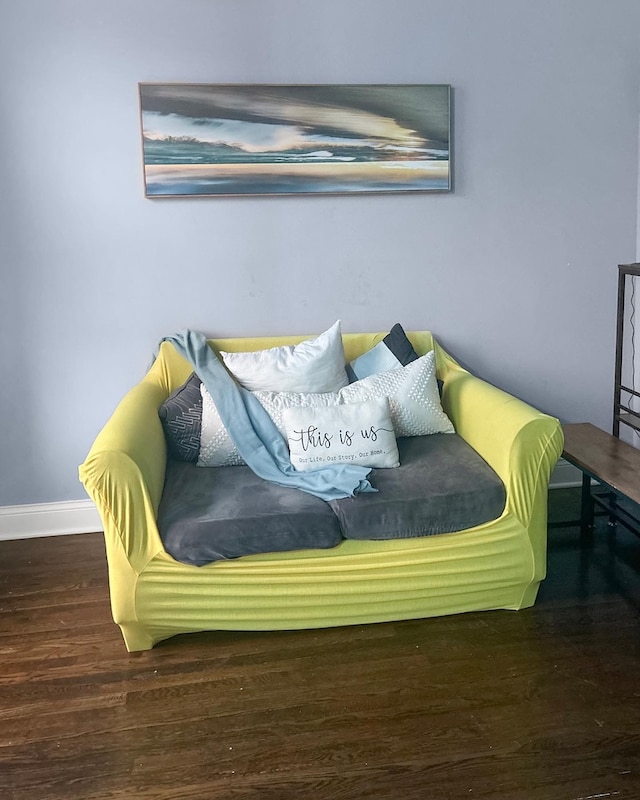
(119, 623), (155, 653)
(518, 581), (540, 609)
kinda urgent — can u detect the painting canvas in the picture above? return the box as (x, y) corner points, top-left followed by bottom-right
(139, 84), (451, 197)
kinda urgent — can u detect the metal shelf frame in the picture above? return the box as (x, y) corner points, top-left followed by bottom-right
(613, 263), (640, 437)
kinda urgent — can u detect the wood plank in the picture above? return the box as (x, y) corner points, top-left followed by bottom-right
(0, 503), (640, 800)
(562, 422), (640, 505)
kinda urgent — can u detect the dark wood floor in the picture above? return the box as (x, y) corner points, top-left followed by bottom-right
(1, 488), (640, 800)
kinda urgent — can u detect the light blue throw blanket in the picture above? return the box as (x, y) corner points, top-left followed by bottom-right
(161, 330), (375, 501)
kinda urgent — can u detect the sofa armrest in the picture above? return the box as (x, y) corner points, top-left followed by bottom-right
(79, 378), (169, 575)
(440, 363), (563, 577)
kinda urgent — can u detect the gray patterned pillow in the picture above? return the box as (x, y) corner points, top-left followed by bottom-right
(158, 372), (203, 462)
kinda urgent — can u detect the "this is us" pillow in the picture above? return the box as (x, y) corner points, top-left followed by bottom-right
(283, 397), (400, 472)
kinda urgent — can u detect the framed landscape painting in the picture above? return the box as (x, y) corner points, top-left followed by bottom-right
(138, 83), (451, 197)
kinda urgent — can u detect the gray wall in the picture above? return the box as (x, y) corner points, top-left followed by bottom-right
(1, 0), (640, 506)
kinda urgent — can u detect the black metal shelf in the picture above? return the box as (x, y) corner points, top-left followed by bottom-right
(614, 411), (640, 434)
(613, 263), (640, 438)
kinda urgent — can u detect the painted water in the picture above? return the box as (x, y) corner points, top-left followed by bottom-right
(143, 160), (450, 196)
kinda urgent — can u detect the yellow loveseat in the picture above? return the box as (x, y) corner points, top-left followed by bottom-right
(79, 331), (563, 651)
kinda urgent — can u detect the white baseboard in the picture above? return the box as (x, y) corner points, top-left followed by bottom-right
(0, 500), (102, 541)
(549, 458), (583, 489)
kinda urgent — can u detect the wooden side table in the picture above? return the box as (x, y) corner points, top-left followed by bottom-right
(561, 422), (640, 536)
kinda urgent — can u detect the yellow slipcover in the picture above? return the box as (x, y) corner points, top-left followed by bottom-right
(79, 332), (563, 651)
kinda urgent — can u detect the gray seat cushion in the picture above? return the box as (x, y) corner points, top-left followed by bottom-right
(158, 460), (343, 566)
(329, 434), (506, 540)
(158, 434), (506, 566)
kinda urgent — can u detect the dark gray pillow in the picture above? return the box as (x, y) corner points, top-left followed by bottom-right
(158, 372), (202, 462)
(347, 323), (419, 382)
(384, 323), (420, 365)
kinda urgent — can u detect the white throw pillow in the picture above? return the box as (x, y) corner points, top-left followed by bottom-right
(197, 350), (453, 467)
(255, 351), (453, 438)
(197, 382), (338, 467)
(197, 389), (246, 467)
(339, 351), (454, 437)
(283, 398), (399, 472)
(220, 320), (348, 393)
(248, 389), (340, 439)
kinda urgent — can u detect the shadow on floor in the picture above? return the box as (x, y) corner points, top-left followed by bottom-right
(543, 486), (640, 613)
